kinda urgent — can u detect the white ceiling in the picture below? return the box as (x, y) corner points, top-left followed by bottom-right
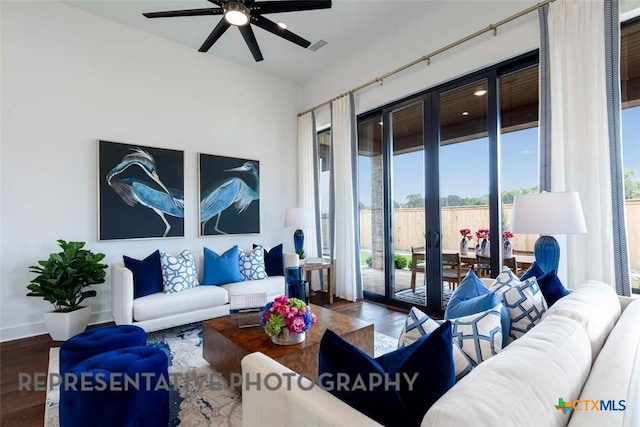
(62, 0), (438, 84)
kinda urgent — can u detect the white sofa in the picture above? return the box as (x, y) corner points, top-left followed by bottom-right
(241, 281), (639, 427)
(111, 251), (299, 332)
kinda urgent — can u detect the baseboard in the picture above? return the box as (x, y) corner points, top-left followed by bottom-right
(0, 310), (113, 342)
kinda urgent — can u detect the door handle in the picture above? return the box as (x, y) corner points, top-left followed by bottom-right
(434, 230), (441, 249)
(426, 230), (432, 249)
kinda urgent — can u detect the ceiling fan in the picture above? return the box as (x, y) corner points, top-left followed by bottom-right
(143, 0), (332, 62)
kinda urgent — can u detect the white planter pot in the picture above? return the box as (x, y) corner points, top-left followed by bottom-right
(43, 306), (91, 341)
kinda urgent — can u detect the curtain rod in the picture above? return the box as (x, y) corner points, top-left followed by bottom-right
(297, 0), (554, 117)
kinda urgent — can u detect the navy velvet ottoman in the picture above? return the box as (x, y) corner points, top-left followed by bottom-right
(59, 346), (170, 427)
(59, 325), (146, 377)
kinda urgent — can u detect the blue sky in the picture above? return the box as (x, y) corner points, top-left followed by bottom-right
(355, 105), (639, 208)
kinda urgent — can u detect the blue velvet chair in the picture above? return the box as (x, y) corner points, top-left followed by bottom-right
(59, 346), (169, 427)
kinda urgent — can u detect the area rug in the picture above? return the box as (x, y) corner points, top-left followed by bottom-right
(45, 324), (398, 426)
(395, 286), (453, 309)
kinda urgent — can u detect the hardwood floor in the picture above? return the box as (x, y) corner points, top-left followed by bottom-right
(0, 295), (407, 427)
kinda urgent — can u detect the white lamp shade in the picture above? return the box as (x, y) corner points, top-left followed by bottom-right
(511, 192), (587, 235)
(284, 207), (314, 229)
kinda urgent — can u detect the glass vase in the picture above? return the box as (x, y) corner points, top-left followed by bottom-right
(503, 240), (513, 258)
(271, 329), (305, 345)
(481, 239), (490, 257)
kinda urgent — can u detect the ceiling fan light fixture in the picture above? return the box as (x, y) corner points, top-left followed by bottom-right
(224, 2), (250, 26)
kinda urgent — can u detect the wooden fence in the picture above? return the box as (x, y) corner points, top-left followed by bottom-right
(358, 199), (640, 269)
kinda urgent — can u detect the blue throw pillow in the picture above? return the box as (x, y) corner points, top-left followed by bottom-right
(537, 269), (569, 307)
(202, 246), (243, 286)
(445, 270), (510, 347)
(520, 261), (546, 281)
(254, 243), (284, 276)
(520, 262), (568, 307)
(123, 250), (163, 299)
(319, 322), (455, 426)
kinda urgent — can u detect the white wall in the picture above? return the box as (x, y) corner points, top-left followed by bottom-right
(0, 1), (301, 341)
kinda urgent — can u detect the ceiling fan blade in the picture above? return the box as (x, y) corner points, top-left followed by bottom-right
(143, 8), (223, 18)
(252, 15), (310, 48)
(239, 26), (264, 62)
(252, 0), (331, 14)
(206, 0), (223, 5)
(199, 20), (231, 52)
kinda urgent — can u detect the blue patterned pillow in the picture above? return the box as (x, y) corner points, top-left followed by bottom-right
(238, 246), (267, 281)
(160, 250), (199, 293)
(398, 306), (502, 381)
(490, 267), (548, 342)
(446, 270), (511, 347)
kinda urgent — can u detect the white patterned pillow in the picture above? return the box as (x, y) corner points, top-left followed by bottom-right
(490, 267), (548, 342)
(160, 250), (199, 294)
(398, 306), (502, 381)
(238, 246), (267, 281)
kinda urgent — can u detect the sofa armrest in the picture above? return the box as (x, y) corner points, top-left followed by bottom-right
(283, 251), (299, 269)
(241, 352), (381, 427)
(111, 262), (134, 325)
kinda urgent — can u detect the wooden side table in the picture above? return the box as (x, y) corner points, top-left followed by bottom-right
(303, 262), (333, 304)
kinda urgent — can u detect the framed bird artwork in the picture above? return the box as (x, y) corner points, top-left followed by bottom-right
(198, 153), (260, 236)
(98, 140), (185, 240)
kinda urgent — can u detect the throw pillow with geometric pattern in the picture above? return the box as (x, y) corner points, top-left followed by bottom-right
(160, 250), (199, 294)
(238, 246), (267, 281)
(490, 267), (548, 342)
(398, 306), (494, 381)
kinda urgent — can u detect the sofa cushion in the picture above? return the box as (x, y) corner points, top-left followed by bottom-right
(520, 262), (568, 307)
(490, 267), (547, 342)
(423, 315), (592, 427)
(255, 243), (284, 277)
(160, 250), (199, 293)
(445, 270), (510, 347)
(319, 323), (455, 426)
(399, 306), (502, 381)
(239, 246), (267, 281)
(123, 250), (163, 299)
(568, 300), (640, 427)
(202, 246), (244, 286)
(133, 285), (228, 322)
(543, 281), (621, 361)
(219, 276), (285, 300)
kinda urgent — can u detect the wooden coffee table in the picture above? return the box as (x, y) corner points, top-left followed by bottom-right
(202, 304), (373, 389)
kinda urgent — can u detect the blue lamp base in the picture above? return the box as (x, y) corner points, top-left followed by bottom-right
(293, 229), (304, 254)
(534, 235), (560, 273)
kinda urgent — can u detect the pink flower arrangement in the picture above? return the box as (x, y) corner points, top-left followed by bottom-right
(502, 230), (514, 241)
(476, 228), (490, 240)
(459, 228), (472, 239)
(260, 295), (317, 337)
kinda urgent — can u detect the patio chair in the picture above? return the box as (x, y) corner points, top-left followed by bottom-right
(442, 252), (462, 290)
(411, 246), (426, 292)
(475, 255), (491, 278)
(503, 257), (519, 274)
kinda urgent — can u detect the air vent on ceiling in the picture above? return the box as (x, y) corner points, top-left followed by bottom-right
(308, 39), (328, 52)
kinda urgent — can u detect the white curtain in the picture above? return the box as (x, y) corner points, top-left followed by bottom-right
(548, 0), (615, 287)
(297, 112), (319, 269)
(331, 95), (360, 301)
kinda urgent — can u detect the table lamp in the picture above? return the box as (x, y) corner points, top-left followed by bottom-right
(511, 192), (587, 273)
(284, 207), (314, 255)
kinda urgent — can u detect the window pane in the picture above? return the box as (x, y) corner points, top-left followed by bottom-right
(358, 116), (385, 296)
(621, 18), (640, 292)
(318, 129), (331, 256)
(500, 65), (539, 274)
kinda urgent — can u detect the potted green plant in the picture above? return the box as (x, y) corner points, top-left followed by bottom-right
(26, 240), (107, 341)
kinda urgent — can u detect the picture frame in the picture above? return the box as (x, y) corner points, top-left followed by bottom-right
(198, 153), (260, 236)
(98, 140), (184, 240)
